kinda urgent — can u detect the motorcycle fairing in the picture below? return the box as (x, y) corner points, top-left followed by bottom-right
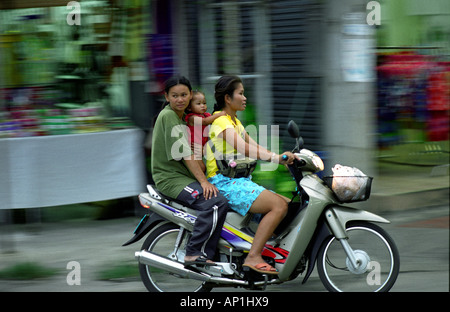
(155, 201), (256, 251)
(222, 224), (290, 264)
(158, 202), (196, 225)
(131, 191), (297, 266)
(221, 225), (253, 250)
(262, 245), (290, 264)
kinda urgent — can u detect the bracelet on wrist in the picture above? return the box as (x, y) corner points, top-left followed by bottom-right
(270, 152), (277, 163)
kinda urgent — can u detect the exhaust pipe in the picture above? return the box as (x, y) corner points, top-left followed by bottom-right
(135, 250), (211, 282)
(135, 250), (252, 287)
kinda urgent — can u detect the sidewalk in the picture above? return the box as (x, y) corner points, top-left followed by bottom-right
(0, 217), (146, 292)
(366, 161), (449, 213)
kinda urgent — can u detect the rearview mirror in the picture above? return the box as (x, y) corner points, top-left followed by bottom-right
(287, 120), (300, 138)
(287, 120), (304, 151)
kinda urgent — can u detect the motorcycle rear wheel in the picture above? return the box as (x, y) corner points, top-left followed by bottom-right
(139, 223), (212, 292)
(317, 221), (400, 292)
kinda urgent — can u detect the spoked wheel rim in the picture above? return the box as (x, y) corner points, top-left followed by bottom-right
(317, 222), (400, 292)
(140, 224), (211, 292)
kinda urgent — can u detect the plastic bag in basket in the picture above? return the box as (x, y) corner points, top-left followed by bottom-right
(331, 164), (368, 202)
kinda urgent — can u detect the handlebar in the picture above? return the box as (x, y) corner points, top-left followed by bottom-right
(282, 154), (305, 166)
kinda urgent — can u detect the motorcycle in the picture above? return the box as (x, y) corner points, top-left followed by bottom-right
(123, 120), (400, 292)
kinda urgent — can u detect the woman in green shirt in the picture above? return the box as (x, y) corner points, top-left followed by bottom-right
(151, 76), (229, 265)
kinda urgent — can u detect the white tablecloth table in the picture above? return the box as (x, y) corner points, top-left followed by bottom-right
(0, 129), (146, 209)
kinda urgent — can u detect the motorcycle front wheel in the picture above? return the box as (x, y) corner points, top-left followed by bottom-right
(317, 221), (400, 292)
(139, 223), (212, 292)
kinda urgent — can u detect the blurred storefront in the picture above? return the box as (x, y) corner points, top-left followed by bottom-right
(0, 0), (153, 209)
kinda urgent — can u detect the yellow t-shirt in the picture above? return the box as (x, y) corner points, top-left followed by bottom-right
(206, 112), (246, 179)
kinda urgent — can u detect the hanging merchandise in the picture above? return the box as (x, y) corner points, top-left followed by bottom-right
(426, 63), (450, 141)
(148, 34), (175, 89)
(377, 52), (449, 146)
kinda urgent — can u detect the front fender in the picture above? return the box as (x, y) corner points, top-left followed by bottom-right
(325, 205), (390, 240)
(302, 206), (390, 284)
(122, 212), (167, 246)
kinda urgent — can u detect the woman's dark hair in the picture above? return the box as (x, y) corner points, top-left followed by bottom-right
(164, 75), (192, 95)
(153, 75), (192, 126)
(213, 75), (242, 112)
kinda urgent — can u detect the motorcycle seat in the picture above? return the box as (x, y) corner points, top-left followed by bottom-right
(148, 184), (241, 218)
(147, 185), (200, 213)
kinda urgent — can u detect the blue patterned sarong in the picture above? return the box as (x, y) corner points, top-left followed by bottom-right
(208, 173), (266, 216)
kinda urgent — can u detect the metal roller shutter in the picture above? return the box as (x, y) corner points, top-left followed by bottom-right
(183, 0), (324, 152)
(270, 0), (324, 152)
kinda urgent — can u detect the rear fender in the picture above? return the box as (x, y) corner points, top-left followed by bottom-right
(122, 212), (167, 246)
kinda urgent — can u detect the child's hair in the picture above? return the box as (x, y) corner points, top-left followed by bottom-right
(153, 75), (192, 125)
(186, 89), (206, 113)
(213, 75), (242, 112)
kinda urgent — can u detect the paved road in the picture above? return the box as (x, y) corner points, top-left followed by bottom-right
(0, 205), (448, 292)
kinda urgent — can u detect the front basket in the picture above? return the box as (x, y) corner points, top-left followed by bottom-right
(322, 176), (373, 203)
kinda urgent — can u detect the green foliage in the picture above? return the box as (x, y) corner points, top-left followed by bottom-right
(97, 262), (139, 281)
(0, 262), (58, 280)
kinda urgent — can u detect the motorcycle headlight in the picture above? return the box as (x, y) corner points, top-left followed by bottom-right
(299, 149), (325, 172)
(312, 155), (324, 171)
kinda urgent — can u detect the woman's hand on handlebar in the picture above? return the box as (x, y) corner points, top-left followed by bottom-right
(279, 152), (296, 165)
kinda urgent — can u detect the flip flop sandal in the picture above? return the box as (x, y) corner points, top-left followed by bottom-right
(184, 255), (216, 267)
(243, 263), (279, 275)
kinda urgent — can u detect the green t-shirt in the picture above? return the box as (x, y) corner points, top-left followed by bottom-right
(151, 105), (195, 198)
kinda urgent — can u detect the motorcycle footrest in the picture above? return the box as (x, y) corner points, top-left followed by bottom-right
(242, 266), (269, 290)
